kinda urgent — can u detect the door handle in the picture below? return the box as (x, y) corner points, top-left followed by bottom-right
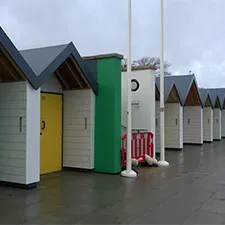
(41, 120), (46, 130)
(84, 117), (87, 129)
(188, 118), (190, 124)
(19, 117), (22, 132)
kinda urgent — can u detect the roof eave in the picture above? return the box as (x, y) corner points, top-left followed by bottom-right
(35, 42), (98, 94)
(184, 77), (203, 108)
(164, 83), (174, 103)
(0, 27), (38, 89)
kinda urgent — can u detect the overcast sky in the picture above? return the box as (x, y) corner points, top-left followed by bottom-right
(0, 0), (224, 88)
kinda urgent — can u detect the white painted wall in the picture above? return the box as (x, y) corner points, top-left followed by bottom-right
(90, 90), (95, 169)
(179, 105), (183, 147)
(165, 103), (183, 149)
(155, 101), (160, 153)
(203, 107), (213, 142)
(121, 125), (127, 137)
(183, 106), (203, 144)
(213, 108), (221, 140)
(63, 89), (95, 169)
(122, 69), (156, 155)
(0, 81), (40, 185)
(41, 76), (63, 94)
(221, 110), (225, 137)
(0, 82), (27, 184)
(26, 82), (40, 184)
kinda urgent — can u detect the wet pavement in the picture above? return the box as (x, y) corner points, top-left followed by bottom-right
(1, 140), (225, 224)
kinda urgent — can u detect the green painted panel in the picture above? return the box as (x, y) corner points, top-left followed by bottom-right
(94, 57), (121, 174)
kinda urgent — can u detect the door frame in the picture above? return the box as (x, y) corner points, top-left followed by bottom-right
(40, 91), (64, 173)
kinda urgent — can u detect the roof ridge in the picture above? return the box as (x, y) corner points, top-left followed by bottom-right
(171, 74), (194, 78)
(20, 43), (70, 52)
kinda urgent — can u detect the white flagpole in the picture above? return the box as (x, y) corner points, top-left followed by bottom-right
(121, 0), (137, 178)
(157, 0), (169, 167)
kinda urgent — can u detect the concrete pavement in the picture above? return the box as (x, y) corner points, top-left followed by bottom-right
(1, 140), (225, 224)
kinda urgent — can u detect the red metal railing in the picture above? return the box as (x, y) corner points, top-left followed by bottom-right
(121, 132), (154, 167)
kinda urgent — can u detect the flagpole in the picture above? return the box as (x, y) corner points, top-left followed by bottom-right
(121, 0), (137, 178)
(157, 0), (169, 167)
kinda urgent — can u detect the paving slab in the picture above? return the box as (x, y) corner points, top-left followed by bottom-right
(183, 210), (225, 224)
(1, 140), (225, 224)
(202, 199), (225, 215)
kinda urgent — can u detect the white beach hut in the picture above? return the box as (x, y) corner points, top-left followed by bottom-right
(155, 76), (183, 152)
(199, 88), (213, 142)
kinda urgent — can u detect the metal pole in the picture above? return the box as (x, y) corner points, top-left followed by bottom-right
(157, 0), (169, 167)
(126, 0), (132, 172)
(121, 0), (137, 178)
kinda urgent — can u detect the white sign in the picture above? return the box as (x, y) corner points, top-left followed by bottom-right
(132, 100), (140, 111)
(131, 79), (140, 92)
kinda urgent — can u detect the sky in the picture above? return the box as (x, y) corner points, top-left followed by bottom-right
(0, 0), (225, 88)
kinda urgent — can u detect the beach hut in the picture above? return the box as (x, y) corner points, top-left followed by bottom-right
(199, 88), (213, 142)
(174, 75), (203, 145)
(155, 76), (183, 152)
(0, 26), (123, 188)
(209, 89), (222, 140)
(216, 89), (225, 138)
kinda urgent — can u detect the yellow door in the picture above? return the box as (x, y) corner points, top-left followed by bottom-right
(40, 93), (62, 175)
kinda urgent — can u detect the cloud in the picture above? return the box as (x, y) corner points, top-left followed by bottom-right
(164, 0), (225, 86)
(0, 0), (225, 87)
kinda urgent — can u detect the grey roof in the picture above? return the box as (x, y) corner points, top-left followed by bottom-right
(218, 89), (225, 106)
(0, 26), (98, 93)
(208, 88), (223, 109)
(210, 88), (225, 108)
(155, 76), (181, 104)
(20, 44), (68, 75)
(20, 42), (98, 93)
(173, 74), (202, 107)
(218, 89), (225, 108)
(199, 88), (213, 108)
(208, 89), (218, 107)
